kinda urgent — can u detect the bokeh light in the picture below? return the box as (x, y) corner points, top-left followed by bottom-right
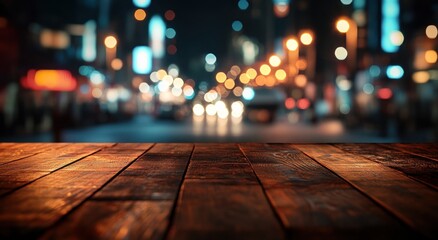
(205, 53), (217, 65)
(425, 25), (437, 39)
(134, 9), (147, 21)
(165, 28), (176, 39)
(165, 10), (175, 21)
(340, 0), (353, 5)
(269, 55), (282, 67)
(111, 58), (123, 70)
(300, 32), (313, 45)
(336, 19), (350, 33)
(216, 72), (227, 83)
(224, 78), (236, 90)
(238, 0), (249, 10)
(334, 47), (348, 60)
(260, 64), (271, 76)
(193, 104), (205, 116)
(275, 69), (287, 81)
(295, 74), (307, 87)
(286, 38), (298, 51)
(425, 50), (437, 64)
(242, 87), (255, 100)
(104, 36), (117, 48)
(232, 21), (243, 32)
(246, 68), (257, 79)
(412, 71), (430, 84)
(390, 31), (404, 46)
(386, 65), (404, 79)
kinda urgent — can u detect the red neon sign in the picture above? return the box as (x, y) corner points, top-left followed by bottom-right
(21, 69), (77, 91)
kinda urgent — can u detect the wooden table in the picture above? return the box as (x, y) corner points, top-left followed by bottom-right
(0, 143), (437, 239)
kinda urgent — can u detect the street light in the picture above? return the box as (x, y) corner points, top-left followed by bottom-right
(284, 36), (299, 79)
(299, 30), (316, 79)
(336, 17), (357, 69)
(104, 35), (118, 80)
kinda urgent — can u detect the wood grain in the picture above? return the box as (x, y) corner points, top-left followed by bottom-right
(335, 144), (438, 189)
(167, 144), (284, 240)
(41, 201), (173, 240)
(0, 144), (112, 195)
(384, 143), (438, 162)
(93, 143), (193, 200)
(240, 143), (414, 239)
(294, 144), (438, 239)
(0, 143), (151, 239)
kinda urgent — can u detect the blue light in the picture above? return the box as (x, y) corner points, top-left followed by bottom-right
(133, 46), (153, 74)
(149, 15), (166, 58)
(242, 87), (255, 101)
(238, 0), (249, 10)
(386, 65), (404, 79)
(165, 28), (176, 39)
(82, 20), (96, 62)
(133, 0), (151, 8)
(232, 21), (243, 32)
(205, 53), (217, 65)
(273, 0), (290, 4)
(381, 0), (400, 53)
(369, 65), (381, 78)
(354, 0), (366, 9)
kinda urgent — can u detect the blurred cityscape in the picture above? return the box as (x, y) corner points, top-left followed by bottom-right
(0, 0), (437, 142)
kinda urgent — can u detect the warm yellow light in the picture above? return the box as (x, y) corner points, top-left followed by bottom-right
(111, 58), (123, 70)
(216, 72), (227, 83)
(296, 59), (307, 70)
(390, 31), (404, 46)
(286, 38), (298, 51)
(239, 73), (250, 84)
(265, 76), (276, 87)
(275, 69), (287, 81)
(295, 74), (307, 87)
(35, 70), (59, 88)
(246, 68), (257, 79)
(300, 32), (313, 45)
(260, 64), (271, 76)
(336, 19), (350, 33)
(269, 55), (282, 67)
(425, 50), (437, 64)
(335, 47), (348, 60)
(157, 69), (167, 80)
(224, 79), (235, 90)
(255, 75), (266, 86)
(233, 87), (243, 97)
(134, 9), (147, 21)
(426, 25), (437, 39)
(412, 71), (430, 84)
(104, 36), (117, 48)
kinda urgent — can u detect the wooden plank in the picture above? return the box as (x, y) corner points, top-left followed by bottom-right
(167, 144), (284, 240)
(0, 143), (151, 239)
(41, 201), (173, 240)
(43, 143), (189, 239)
(93, 143), (193, 200)
(294, 144), (438, 239)
(0, 143), (68, 165)
(0, 144), (112, 194)
(167, 180), (285, 240)
(240, 144), (415, 239)
(335, 144), (438, 189)
(384, 143), (438, 162)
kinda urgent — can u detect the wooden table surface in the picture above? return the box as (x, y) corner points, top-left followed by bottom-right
(0, 143), (437, 239)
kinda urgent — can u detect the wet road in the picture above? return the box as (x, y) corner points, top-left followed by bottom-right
(1, 115), (399, 142)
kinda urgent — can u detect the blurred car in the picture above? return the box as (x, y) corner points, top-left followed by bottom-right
(153, 91), (189, 120)
(242, 87), (286, 123)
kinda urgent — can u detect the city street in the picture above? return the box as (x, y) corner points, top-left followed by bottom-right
(1, 114), (403, 142)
